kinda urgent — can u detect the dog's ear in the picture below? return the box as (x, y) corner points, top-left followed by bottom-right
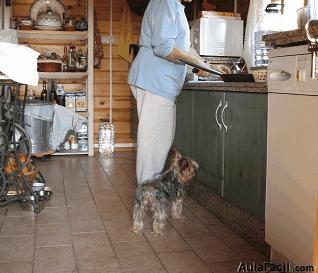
(179, 158), (189, 171)
(193, 160), (199, 170)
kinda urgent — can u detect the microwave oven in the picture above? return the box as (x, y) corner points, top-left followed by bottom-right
(190, 16), (244, 57)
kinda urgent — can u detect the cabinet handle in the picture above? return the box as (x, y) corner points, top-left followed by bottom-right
(221, 101), (228, 132)
(215, 101), (222, 131)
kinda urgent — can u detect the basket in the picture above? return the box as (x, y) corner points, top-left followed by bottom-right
(251, 68), (267, 82)
(63, 25), (75, 31)
(19, 24), (34, 30)
(37, 61), (62, 72)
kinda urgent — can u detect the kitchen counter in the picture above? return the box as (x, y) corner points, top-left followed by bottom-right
(183, 81), (267, 93)
(263, 25), (318, 47)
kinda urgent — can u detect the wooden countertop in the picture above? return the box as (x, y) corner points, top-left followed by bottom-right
(183, 81), (268, 93)
(263, 25), (318, 47)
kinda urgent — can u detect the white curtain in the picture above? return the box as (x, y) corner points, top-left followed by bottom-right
(243, 0), (304, 69)
(242, 0), (271, 69)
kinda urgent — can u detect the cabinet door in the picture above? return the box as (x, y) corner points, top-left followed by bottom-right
(193, 91), (224, 195)
(174, 91), (193, 157)
(223, 92), (267, 221)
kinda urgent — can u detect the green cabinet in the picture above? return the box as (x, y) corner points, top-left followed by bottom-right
(174, 91), (193, 157)
(223, 92), (267, 220)
(192, 91), (224, 194)
(174, 90), (267, 221)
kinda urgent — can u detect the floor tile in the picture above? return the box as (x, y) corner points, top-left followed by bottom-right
(158, 251), (210, 273)
(0, 262), (33, 273)
(169, 214), (211, 238)
(68, 205), (105, 233)
(44, 189), (67, 207)
(76, 257), (122, 273)
(207, 261), (242, 273)
(36, 223), (72, 247)
(72, 232), (115, 259)
(36, 207), (68, 225)
(183, 196), (201, 208)
(185, 236), (240, 263)
(144, 224), (191, 253)
(0, 236), (34, 263)
(5, 202), (34, 217)
(230, 244), (267, 263)
(113, 241), (162, 271)
(125, 269), (167, 273)
(0, 216), (35, 236)
(34, 246), (76, 273)
(104, 219), (145, 243)
(188, 206), (222, 226)
(208, 223), (249, 248)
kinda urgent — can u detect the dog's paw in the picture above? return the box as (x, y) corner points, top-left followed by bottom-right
(152, 230), (164, 236)
(171, 214), (184, 221)
(130, 227), (142, 234)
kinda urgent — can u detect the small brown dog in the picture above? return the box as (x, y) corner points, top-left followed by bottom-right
(132, 148), (198, 235)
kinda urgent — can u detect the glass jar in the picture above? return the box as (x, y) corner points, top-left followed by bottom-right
(98, 119), (115, 156)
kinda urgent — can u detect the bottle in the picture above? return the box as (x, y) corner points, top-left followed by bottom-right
(40, 80), (48, 101)
(62, 45), (68, 71)
(68, 46), (77, 71)
(98, 119), (115, 156)
(77, 48), (87, 71)
(49, 80), (58, 103)
(254, 3), (284, 67)
(56, 84), (66, 106)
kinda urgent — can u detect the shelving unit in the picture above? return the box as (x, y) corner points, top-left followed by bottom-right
(17, 30), (88, 41)
(16, 0), (94, 156)
(53, 151), (89, 156)
(38, 72), (88, 80)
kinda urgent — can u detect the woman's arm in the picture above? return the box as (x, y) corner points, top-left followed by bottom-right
(166, 47), (231, 76)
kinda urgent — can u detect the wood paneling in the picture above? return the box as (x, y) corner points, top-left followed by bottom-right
(93, 0), (142, 145)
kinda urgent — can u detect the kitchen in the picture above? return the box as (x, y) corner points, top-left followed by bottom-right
(0, 0), (317, 272)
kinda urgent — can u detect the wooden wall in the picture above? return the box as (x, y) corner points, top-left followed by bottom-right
(94, 0), (142, 145)
(13, 0), (142, 146)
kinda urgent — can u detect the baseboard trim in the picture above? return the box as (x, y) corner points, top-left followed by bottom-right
(187, 180), (271, 257)
(94, 143), (137, 148)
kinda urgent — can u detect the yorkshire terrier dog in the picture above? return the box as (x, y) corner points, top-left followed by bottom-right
(132, 148), (198, 235)
(162, 147), (182, 173)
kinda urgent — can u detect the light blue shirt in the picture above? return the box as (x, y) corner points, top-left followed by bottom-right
(128, 0), (190, 101)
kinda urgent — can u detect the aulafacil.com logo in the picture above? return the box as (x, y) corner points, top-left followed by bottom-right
(237, 262), (315, 272)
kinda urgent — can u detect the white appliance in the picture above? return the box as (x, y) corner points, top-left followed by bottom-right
(266, 45), (318, 268)
(190, 16), (243, 57)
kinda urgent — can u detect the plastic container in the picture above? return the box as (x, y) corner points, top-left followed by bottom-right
(297, 7), (308, 29)
(254, 3), (284, 67)
(98, 119), (115, 156)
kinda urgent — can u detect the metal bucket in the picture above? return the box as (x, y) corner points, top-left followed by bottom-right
(24, 102), (54, 154)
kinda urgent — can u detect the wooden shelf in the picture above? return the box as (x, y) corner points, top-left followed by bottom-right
(39, 72), (87, 80)
(17, 30), (88, 41)
(52, 151), (89, 156)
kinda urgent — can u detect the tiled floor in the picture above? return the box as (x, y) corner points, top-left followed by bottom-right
(0, 152), (268, 273)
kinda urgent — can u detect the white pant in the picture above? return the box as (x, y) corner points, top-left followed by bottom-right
(130, 85), (176, 184)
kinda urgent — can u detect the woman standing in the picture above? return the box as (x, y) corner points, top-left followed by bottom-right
(128, 0), (211, 184)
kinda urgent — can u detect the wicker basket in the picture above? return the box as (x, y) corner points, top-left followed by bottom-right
(251, 68), (267, 82)
(37, 61), (62, 72)
(19, 24), (33, 30)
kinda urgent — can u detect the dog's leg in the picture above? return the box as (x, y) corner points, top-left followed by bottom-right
(132, 203), (145, 233)
(171, 198), (183, 220)
(152, 203), (168, 235)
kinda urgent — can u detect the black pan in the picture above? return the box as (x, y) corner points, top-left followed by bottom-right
(178, 58), (255, 82)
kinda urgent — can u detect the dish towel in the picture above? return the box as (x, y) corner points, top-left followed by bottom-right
(0, 42), (40, 86)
